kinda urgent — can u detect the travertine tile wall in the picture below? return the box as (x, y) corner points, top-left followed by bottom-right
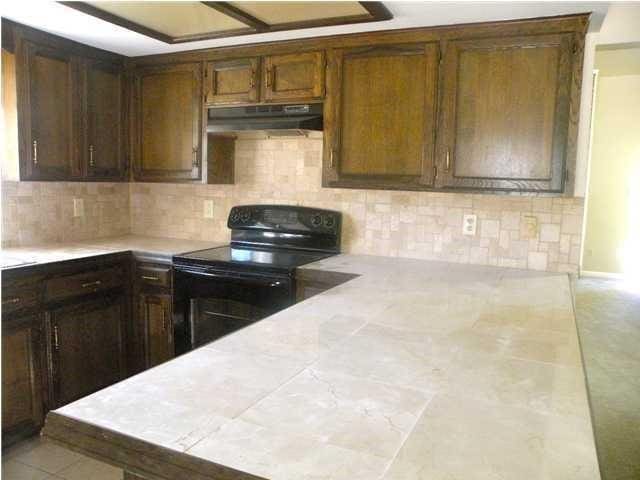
(131, 137), (584, 273)
(1, 181), (130, 247)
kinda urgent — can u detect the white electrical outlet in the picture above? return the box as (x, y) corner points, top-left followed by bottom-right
(462, 214), (477, 236)
(203, 200), (214, 219)
(73, 198), (84, 218)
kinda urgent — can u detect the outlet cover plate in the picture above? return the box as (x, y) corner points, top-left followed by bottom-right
(463, 214), (477, 236)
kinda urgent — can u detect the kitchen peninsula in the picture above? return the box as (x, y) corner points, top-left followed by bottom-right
(41, 255), (600, 480)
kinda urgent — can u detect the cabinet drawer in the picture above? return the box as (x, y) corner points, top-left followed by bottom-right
(136, 264), (171, 288)
(45, 266), (123, 302)
(2, 281), (41, 315)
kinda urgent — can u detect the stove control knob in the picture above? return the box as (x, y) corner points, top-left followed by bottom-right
(324, 215), (335, 228)
(310, 214), (322, 228)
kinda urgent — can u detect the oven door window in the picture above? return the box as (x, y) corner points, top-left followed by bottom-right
(175, 269), (292, 350)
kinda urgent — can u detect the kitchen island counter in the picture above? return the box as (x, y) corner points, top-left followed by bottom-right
(42, 255), (600, 480)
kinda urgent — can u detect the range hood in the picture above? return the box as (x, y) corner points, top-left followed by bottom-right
(207, 103), (323, 135)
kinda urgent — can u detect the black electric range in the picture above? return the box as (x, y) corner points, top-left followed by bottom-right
(172, 205), (341, 354)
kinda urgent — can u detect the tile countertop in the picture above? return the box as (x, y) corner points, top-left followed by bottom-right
(0, 235), (224, 268)
(43, 255), (600, 480)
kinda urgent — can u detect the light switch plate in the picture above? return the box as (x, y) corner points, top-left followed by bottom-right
(73, 198), (84, 218)
(203, 200), (214, 219)
(462, 214), (477, 236)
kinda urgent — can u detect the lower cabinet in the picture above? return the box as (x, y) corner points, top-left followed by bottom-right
(1, 314), (45, 445)
(48, 294), (127, 408)
(132, 261), (174, 371)
(138, 293), (173, 369)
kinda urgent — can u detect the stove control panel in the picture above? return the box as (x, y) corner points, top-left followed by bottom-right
(228, 205), (341, 235)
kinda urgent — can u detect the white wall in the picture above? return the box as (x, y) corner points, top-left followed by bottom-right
(574, 3), (640, 197)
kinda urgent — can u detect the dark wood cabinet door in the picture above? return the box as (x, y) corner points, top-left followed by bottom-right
(132, 63), (202, 182)
(323, 44), (439, 190)
(139, 293), (173, 368)
(16, 40), (79, 180)
(2, 314), (45, 446)
(437, 34), (574, 192)
(49, 295), (126, 408)
(84, 60), (126, 180)
(262, 52), (324, 103)
(205, 58), (259, 105)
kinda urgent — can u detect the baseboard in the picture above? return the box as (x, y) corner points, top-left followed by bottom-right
(580, 270), (625, 280)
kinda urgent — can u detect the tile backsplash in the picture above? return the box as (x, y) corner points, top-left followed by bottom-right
(130, 137), (584, 273)
(1, 137), (584, 273)
(1, 181), (130, 247)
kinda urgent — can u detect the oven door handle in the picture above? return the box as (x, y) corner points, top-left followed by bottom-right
(176, 268), (287, 288)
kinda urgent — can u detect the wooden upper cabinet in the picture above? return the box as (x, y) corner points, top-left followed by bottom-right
(84, 60), (126, 180)
(323, 44), (439, 190)
(17, 40), (79, 180)
(205, 58), (259, 105)
(437, 34), (574, 192)
(132, 63), (202, 182)
(262, 51), (325, 103)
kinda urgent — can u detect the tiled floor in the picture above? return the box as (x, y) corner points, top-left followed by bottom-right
(2, 436), (122, 480)
(574, 278), (640, 480)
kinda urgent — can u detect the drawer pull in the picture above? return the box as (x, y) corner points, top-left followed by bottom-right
(53, 326), (60, 351)
(141, 275), (159, 281)
(81, 280), (102, 288)
(3, 297), (21, 304)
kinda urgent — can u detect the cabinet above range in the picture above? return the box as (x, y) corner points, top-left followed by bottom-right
(204, 51), (325, 106)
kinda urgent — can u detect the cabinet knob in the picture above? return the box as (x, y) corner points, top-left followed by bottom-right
(192, 148), (198, 167)
(89, 144), (95, 167)
(32, 140), (38, 165)
(445, 148), (451, 172)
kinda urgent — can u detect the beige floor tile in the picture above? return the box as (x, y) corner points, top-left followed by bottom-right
(56, 457), (122, 480)
(2, 437), (42, 462)
(8, 440), (84, 474)
(1, 459), (51, 480)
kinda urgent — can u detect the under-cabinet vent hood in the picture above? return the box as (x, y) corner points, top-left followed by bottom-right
(207, 103), (323, 134)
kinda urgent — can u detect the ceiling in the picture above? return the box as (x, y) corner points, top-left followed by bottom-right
(1, 1), (610, 57)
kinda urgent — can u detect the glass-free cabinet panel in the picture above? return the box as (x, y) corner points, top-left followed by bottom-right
(84, 60), (125, 179)
(205, 58), (259, 105)
(262, 51), (324, 102)
(437, 34), (574, 192)
(323, 43), (439, 190)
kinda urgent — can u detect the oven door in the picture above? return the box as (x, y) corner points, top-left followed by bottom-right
(173, 266), (293, 354)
